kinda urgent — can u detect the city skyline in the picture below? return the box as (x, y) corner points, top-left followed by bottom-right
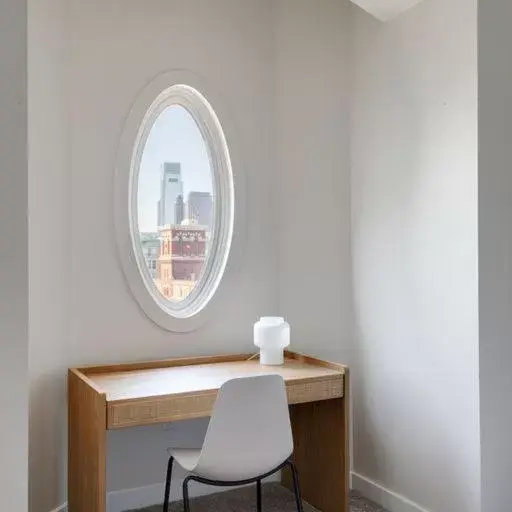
(156, 166), (213, 230)
(137, 105), (213, 233)
(137, 105), (215, 303)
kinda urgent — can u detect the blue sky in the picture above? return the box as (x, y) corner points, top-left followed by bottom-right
(137, 105), (213, 232)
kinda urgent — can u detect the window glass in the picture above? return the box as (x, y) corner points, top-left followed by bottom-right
(137, 105), (214, 304)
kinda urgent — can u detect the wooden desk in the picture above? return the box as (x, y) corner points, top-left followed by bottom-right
(68, 351), (349, 512)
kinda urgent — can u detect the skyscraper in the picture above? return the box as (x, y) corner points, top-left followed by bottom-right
(157, 162), (183, 226)
(174, 195), (185, 226)
(187, 191), (213, 228)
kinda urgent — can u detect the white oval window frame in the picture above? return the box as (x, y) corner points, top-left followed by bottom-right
(114, 71), (245, 332)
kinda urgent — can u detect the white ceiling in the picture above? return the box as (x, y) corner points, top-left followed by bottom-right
(351, 0), (425, 21)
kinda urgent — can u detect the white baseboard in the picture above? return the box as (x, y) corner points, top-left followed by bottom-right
(351, 472), (432, 512)
(49, 473), (280, 512)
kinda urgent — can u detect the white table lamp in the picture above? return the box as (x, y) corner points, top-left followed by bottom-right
(253, 317), (290, 365)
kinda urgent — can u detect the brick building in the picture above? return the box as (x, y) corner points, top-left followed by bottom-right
(156, 225), (207, 301)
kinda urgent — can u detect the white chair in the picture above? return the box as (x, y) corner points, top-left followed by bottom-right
(162, 374), (304, 512)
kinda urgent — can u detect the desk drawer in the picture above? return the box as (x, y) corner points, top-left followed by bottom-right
(286, 375), (344, 405)
(107, 374), (344, 429)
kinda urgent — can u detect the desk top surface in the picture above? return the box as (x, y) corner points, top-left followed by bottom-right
(80, 354), (344, 403)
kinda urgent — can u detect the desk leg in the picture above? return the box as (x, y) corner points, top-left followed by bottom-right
(283, 396), (349, 512)
(68, 370), (107, 512)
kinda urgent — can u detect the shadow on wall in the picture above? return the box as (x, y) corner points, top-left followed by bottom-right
(107, 417), (210, 493)
(350, 11), (477, 510)
(29, 372), (68, 512)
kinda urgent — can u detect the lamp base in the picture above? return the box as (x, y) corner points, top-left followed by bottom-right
(259, 347), (285, 366)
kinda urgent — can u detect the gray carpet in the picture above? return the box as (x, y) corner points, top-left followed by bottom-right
(131, 483), (389, 512)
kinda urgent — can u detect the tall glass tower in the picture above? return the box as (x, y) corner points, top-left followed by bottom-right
(157, 162), (183, 226)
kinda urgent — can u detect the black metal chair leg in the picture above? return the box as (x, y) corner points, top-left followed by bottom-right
(183, 476), (191, 512)
(163, 457), (174, 512)
(162, 458), (296, 512)
(288, 461), (304, 512)
(256, 479), (262, 512)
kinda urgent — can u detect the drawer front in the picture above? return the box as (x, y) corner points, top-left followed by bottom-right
(107, 375), (344, 429)
(286, 375), (344, 405)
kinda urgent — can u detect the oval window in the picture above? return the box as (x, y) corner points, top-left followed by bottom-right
(129, 85), (234, 320)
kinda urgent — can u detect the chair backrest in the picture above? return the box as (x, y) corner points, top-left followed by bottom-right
(195, 374), (293, 482)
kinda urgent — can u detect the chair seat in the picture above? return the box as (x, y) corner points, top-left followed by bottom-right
(167, 448), (201, 472)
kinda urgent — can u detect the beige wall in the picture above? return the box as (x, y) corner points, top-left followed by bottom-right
(0, 0), (28, 512)
(28, 0), (70, 508)
(350, 1), (479, 510)
(275, 0), (353, 365)
(68, 0), (277, 365)
(0, 1), (29, 511)
(479, 2), (512, 510)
